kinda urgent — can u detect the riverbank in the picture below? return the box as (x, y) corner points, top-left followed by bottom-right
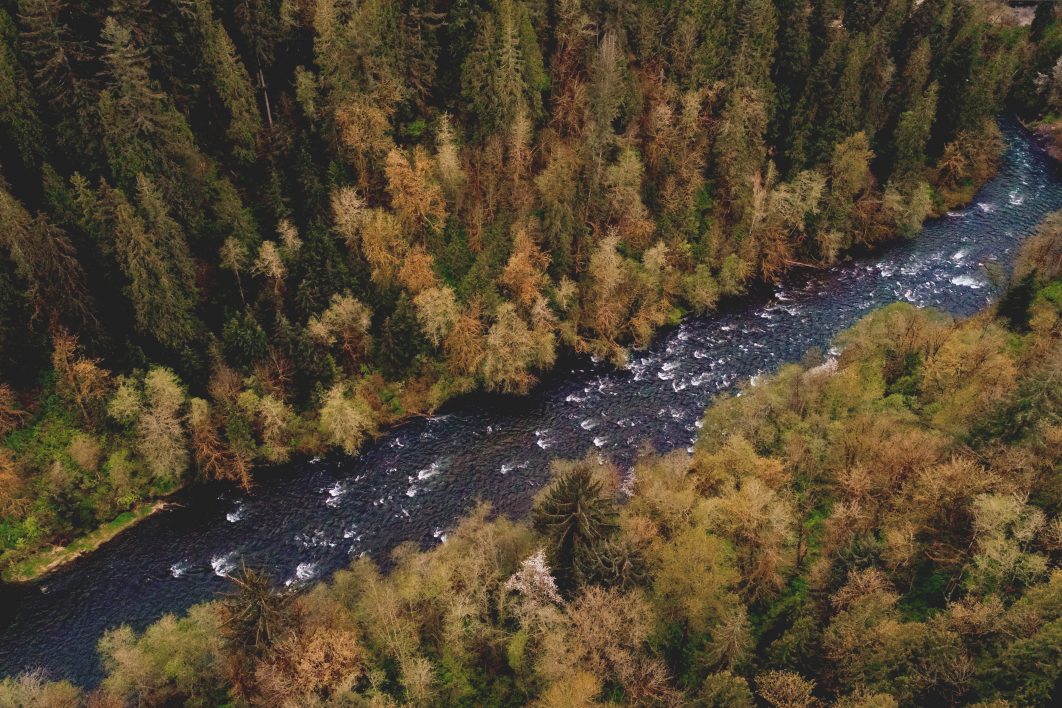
(16, 202), (1062, 705)
(3, 117), (1057, 686)
(0, 133), (1015, 585)
(1, 501), (165, 583)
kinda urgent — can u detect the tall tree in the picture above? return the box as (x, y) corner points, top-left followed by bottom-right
(103, 176), (199, 350)
(16, 0), (95, 150)
(180, 0), (262, 162)
(461, 0), (547, 134)
(0, 182), (94, 330)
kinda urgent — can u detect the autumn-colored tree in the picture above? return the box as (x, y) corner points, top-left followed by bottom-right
(500, 224), (550, 307)
(108, 367), (188, 484)
(413, 285), (459, 348)
(444, 300), (486, 378)
(50, 331), (110, 425)
(481, 302), (554, 394)
(307, 292), (372, 370)
(188, 397), (251, 489)
(385, 146), (446, 234)
(318, 383), (374, 455)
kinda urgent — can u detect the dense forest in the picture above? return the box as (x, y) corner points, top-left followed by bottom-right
(4, 202), (1059, 706)
(1, 0), (1055, 576)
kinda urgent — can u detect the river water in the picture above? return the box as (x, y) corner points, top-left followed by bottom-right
(1, 120), (1060, 685)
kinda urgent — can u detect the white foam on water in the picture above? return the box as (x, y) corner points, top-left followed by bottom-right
(580, 418), (598, 430)
(170, 561), (189, 578)
(432, 527), (450, 544)
(324, 482), (346, 508)
(593, 436), (607, 448)
(950, 274), (985, 289)
(691, 373), (712, 387)
(226, 502), (245, 523)
(977, 202), (996, 213)
(286, 562), (318, 586)
(211, 552), (238, 577)
(417, 460), (444, 481)
(296, 530), (336, 549)
(951, 249), (967, 262)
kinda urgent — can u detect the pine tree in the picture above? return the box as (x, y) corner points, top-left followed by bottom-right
(891, 82), (939, 181)
(461, 0), (547, 134)
(0, 183), (95, 330)
(0, 11), (44, 165)
(180, 0), (262, 162)
(104, 177), (199, 349)
(97, 16), (191, 186)
(16, 0), (95, 148)
(532, 462), (618, 590)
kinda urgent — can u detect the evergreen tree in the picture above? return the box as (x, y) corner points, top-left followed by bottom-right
(0, 182), (94, 330)
(0, 11), (43, 166)
(104, 177), (199, 350)
(180, 0), (262, 162)
(461, 0), (547, 134)
(891, 82), (939, 181)
(16, 0), (95, 149)
(532, 462), (618, 590)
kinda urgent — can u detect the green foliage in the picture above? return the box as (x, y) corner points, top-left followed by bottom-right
(0, 0), (1049, 629)
(532, 459), (618, 590)
(14, 229), (1062, 706)
(219, 564), (296, 658)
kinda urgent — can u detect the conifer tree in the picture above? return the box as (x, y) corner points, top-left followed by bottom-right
(16, 0), (95, 148)
(0, 183), (94, 330)
(104, 177), (199, 349)
(461, 0), (547, 134)
(181, 0), (262, 162)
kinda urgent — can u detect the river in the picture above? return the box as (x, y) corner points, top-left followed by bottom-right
(1, 120), (1060, 686)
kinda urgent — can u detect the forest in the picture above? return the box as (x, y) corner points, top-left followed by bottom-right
(1, 0), (1057, 577)
(4, 197), (1060, 706)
